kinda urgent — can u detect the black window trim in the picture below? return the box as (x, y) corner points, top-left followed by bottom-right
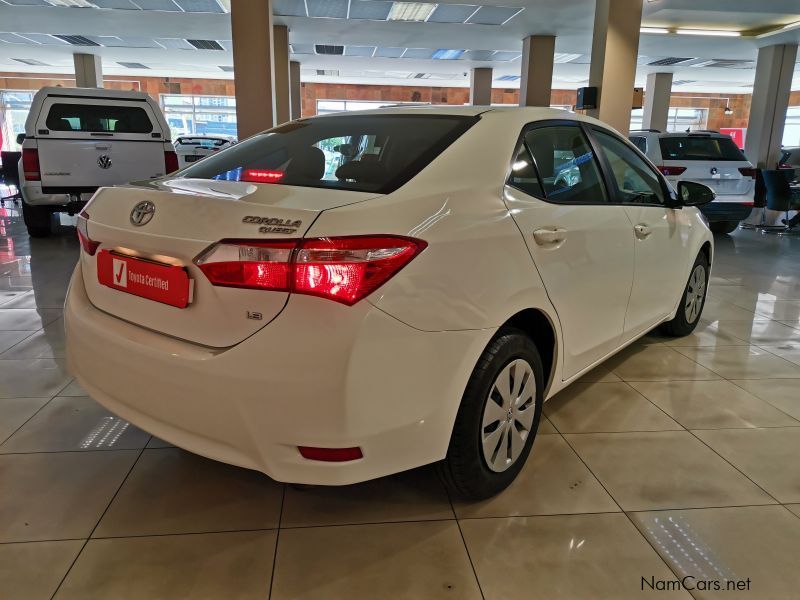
(584, 124), (673, 208)
(506, 119), (615, 206)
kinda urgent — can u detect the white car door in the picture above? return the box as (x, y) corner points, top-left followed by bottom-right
(589, 127), (691, 340)
(504, 122), (635, 380)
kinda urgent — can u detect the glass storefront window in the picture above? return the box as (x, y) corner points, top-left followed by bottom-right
(0, 91), (34, 153)
(160, 94), (238, 139)
(630, 107), (708, 132)
(783, 107), (799, 147)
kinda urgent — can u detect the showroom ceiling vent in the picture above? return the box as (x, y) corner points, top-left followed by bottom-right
(648, 57), (695, 66)
(315, 69), (340, 76)
(702, 59), (755, 69)
(13, 58), (49, 66)
(315, 44), (345, 55)
(186, 39), (224, 50)
(118, 62), (149, 69)
(53, 35), (100, 47)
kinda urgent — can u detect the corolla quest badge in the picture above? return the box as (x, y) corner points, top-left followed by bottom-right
(98, 155), (112, 170)
(130, 201), (156, 226)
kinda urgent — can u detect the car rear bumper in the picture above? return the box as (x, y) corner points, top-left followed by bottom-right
(65, 263), (494, 485)
(22, 182), (72, 207)
(699, 199), (753, 223)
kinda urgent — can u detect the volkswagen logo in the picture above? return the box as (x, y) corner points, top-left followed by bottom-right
(130, 201), (155, 227)
(97, 155), (112, 170)
(710, 167), (718, 175)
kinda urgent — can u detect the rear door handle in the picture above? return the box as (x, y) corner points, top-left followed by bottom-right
(634, 224), (652, 239)
(533, 228), (567, 246)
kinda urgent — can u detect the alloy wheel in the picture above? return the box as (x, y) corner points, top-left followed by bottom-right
(481, 359), (537, 473)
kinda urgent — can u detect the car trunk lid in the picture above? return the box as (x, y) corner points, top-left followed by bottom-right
(79, 178), (378, 347)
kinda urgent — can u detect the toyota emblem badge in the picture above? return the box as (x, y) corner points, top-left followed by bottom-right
(130, 201), (156, 227)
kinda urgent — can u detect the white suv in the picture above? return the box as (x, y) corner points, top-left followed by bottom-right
(18, 87), (177, 237)
(629, 130), (756, 233)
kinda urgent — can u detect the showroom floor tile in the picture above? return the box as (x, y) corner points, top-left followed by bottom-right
(2, 210), (800, 598)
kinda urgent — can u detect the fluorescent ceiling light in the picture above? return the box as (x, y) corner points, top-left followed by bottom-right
(782, 20), (800, 30)
(45, 0), (97, 6)
(432, 49), (465, 60)
(553, 53), (581, 63)
(388, 2), (438, 22)
(640, 27), (669, 34)
(676, 29), (741, 37)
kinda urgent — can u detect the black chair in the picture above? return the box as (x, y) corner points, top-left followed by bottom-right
(761, 169), (800, 236)
(0, 151), (23, 206)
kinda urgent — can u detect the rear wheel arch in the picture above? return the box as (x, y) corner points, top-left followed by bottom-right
(499, 308), (557, 394)
(700, 241), (712, 265)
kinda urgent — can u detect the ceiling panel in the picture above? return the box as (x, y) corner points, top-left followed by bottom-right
(401, 47), (435, 59)
(306, 0), (348, 19)
(464, 49), (495, 61)
(375, 46), (405, 58)
(349, 0), (392, 20)
(427, 4), (478, 24)
(2, 0), (50, 5)
(131, 0), (181, 11)
(465, 5), (523, 26)
(289, 43), (316, 54)
(173, 0), (224, 13)
(155, 37), (195, 49)
(0, 32), (33, 43)
(90, 35), (162, 47)
(92, 0), (139, 8)
(273, 0), (307, 17)
(344, 45), (377, 57)
(21, 33), (71, 45)
(491, 50), (521, 61)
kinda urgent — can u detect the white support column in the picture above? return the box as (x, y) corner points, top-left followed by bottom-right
(744, 44), (798, 169)
(642, 72), (673, 132)
(231, 0), (276, 139)
(290, 60), (301, 120)
(73, 53), (103, 88)
(273, 24), (291, 125)
(519, 35), (555, 107)
(470, 67), (493, 106)
(587, 0), (643, 134)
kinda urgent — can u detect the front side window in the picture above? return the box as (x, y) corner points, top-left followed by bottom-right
(523, 125), (607, 203)
(180, 114), (476, 194)
(594, 130), (665, 205)
(45, 103), (153, 133)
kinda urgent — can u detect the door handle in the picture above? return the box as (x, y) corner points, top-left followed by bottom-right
(634, 224), (652, 239)
(533, 228), (567, 246)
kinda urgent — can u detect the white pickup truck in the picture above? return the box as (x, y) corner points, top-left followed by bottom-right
(18, 87), (178, 237)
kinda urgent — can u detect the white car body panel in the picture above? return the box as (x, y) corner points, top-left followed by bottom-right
(66, 107), (713, 485)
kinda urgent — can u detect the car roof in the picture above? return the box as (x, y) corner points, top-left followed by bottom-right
(630, 130), (732, 139)
(33, 86), (152, 102)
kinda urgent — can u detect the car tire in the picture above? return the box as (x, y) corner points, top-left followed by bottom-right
(660, 252), (710, 337)
(438, 328), (544, 500)
(21, 201), (52, 238)
(709, 221), (739, 235)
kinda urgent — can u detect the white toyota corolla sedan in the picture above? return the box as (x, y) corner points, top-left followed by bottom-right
(65, 107), (714, 499)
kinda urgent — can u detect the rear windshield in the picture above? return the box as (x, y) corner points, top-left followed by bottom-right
(179, 114), (477, 194)
(659, 136), (746, 161)
(45, 103), (153, 134)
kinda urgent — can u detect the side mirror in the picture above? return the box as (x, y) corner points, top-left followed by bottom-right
(16, 133), (25, 145)
(677, 180), (715, 207)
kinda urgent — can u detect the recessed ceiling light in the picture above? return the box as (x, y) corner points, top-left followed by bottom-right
(676, 29), (741, 37)
(431, 49), (465, 60)
(553, 53), (581, 63)
(45, 0), (98, 6)
(387, 2), (437, 22)
(640, 27), (669, 34)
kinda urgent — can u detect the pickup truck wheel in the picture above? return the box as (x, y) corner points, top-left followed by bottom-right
(21, 201), (52, 238)
(709, 221), (739, 235)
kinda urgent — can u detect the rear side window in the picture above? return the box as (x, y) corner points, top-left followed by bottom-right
(659, 136), (746, 161)
(523, 125), (607, 203)
(179, 114), (477, 194)
(45, 103), (153, 134)
(630, 136), (647, 153)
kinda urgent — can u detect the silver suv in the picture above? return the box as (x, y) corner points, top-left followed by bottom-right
(629, 130), (756, 234)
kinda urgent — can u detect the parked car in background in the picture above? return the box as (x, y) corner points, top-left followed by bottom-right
(174, 134), (236, 168)
(18, 87), (177, 237)
(66, 107), (715, 499)
(629, 129), (756, 234)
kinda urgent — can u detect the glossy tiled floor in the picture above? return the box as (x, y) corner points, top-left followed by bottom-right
(2, 202), (800, 599)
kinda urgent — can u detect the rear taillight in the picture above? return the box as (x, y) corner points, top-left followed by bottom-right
(195, 235), (426, 305)
(738, 167), (758, 179)
(657, 165), (687, 177)
(76, 213), (99, 256)
(164, 150), (179, 174)
(22, 148), (40, 181)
